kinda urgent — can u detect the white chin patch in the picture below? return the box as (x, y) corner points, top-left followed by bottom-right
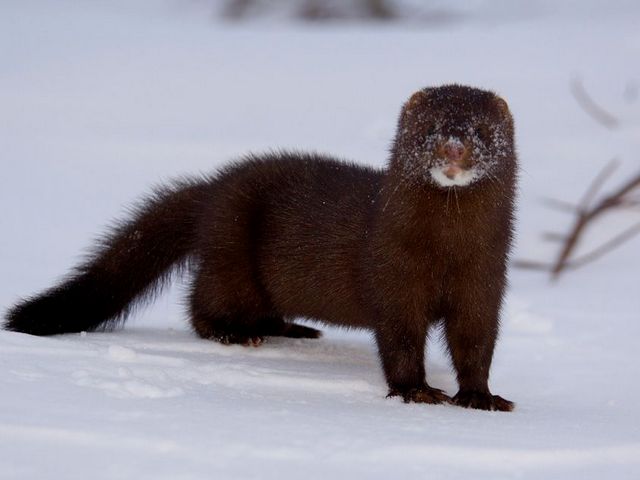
(429, 166), (478, 188)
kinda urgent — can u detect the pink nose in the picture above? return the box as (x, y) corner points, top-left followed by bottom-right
(443, 140), (466, 163)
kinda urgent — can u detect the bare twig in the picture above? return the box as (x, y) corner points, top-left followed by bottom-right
(550, 160), (616, 277)
(570, 77), (620, 130)
(516, 161), (640, 278)
(567, 222), (640, 270)
(608, 171), (640, 202)
(619, 199), (640, 210)
(516, 78), (637, 278)
(511, 260), (554, 271)
(577, 158), (619, 210)
(550, 163), (640, 278)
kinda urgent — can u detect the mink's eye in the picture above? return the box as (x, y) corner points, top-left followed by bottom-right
(475, 124), (491, 143)
(425, 124), (436, 140)
(419, 125), (436, 145)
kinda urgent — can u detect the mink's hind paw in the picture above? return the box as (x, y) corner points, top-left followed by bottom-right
(213, 334), (264, 347)
(453, 391), (514, 411)
(387, 385), (453, 405)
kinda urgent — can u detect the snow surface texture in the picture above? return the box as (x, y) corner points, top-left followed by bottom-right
(1, 1), (640, 479)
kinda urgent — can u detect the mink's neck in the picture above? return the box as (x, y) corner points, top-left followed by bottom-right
(373, 157), (515, 249)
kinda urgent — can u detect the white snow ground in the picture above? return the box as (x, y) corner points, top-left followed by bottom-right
(1, 1), (640, 479)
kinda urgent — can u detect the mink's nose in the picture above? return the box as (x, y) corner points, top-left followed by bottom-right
(442, 139), (466, 163)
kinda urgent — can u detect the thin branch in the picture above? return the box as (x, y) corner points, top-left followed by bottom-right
(511, 260), (554, 271)
(578, 158), (619, 211)
(566, 222), (640, 270)
(550, 216), (586, 278)
(514, 223), (640, 273)
(516, 160), (640, 278)
(618, 199), (640, 210)
(550, 164), (640, 278)
(623, 195), (640, 204)
(607, 171), (640, 203)
(570, 77), (620, 130)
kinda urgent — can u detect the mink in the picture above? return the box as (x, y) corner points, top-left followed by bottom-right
(4, 85), (517, 411)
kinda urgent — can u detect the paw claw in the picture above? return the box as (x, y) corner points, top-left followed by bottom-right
(248, 336), (264, 347)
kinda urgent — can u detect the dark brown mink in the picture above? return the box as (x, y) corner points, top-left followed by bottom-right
(4, 84), (517, 411)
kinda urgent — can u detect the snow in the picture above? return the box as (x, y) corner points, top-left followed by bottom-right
(1, 1), (640, 479)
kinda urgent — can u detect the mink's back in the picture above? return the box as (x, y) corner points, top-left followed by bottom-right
(198, 152), (384, 327)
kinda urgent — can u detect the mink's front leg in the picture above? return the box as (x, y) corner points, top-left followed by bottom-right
(376, 315), (451, 405)
(444, 269), (514, 412)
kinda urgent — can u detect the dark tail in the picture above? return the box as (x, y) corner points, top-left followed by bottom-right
(4, 178), (211, 335)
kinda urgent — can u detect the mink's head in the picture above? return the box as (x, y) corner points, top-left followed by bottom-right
(392, 85), (515, 189)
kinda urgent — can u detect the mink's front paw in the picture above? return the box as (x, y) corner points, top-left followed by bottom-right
(388, 385), (452, 405)
(453, 390), (514, 411)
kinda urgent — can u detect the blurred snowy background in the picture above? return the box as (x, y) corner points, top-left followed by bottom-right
(1, 1), (639, 479)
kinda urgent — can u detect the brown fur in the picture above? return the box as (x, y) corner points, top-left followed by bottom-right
(5, 85), (517, 411)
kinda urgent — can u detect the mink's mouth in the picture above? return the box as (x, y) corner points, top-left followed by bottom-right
(429, 165), (479, 188)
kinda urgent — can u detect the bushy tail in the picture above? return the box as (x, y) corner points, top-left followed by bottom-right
(4, 179), (211, 335)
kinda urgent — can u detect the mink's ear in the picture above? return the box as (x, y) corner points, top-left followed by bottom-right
(494, 96), (511, 116)
(402, 89), (429, 120)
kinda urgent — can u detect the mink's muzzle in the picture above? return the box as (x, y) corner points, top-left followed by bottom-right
(440, 137), (467, 164)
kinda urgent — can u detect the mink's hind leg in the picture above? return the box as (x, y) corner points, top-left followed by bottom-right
(188, 266), (272, 346)
(187, 269), (322, 346)
(191, 311), (322, 344)
(191, 312), (265, 346)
